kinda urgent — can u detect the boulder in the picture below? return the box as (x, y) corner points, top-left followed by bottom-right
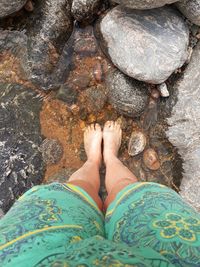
(176, 0), (200, 26)
(99, 6), (189, 84)
(0, 0), (27, 18)
(107, 70), (149, 117)
(167, 42), (200, 211)
(0, 84), (45, 213)
(111, 0), (180, 9)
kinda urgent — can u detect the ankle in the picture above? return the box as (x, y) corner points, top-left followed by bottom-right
(86, 158), (102, 168)
(104, 154), (119, 166)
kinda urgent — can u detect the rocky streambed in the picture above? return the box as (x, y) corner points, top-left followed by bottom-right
(0, 0), (199, 216)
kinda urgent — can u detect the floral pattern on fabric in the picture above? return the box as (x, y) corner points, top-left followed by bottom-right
(106, 183), (200, 267)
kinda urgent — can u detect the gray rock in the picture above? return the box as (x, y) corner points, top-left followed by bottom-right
(176, 0), (200, 26)
(167, 42), (200, 211)
(107, 70), (149, 117)
(111, 0), (180, 9)
(0, 84), (45, 213)
(72, 0), (101, 22)
(0, 0), (27, 18)
(128, 131), (147, 156)
(99, 6), (189, 84)
(27, 0), (73, 90)
(40, 139), (63, 165)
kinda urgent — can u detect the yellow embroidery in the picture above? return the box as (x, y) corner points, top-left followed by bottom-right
(0, 224), (82, 250)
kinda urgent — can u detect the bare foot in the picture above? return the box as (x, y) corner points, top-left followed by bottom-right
(103, 121), (122, 164)
(84, 123), (103, 166)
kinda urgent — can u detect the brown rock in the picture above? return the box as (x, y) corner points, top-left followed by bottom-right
(143, 148), (160, 170)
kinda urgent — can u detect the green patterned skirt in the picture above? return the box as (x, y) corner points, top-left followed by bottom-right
(0, 182), (200, 266)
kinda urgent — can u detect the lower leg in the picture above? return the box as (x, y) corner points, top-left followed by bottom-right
(103, 121), (138, 209)
(68, 160), (102, 209)
(104, 157), (138, 209)
(68, 124), (103, 210)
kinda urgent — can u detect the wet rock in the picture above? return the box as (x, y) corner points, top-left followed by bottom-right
(107, 70), (148, 117)
(158, 83), (170, 97)
(27, 0), (73, 90)
(84, 85), (107, 113)
(167, 42), (200, 211)
(56, 84), (78, 105)
(72, 73), (91, 89)
(128, 131), (147, 156)
(40, 139), (63, 165)
(72, 0), (101, 22)
(0, 30), (30, 79)
(142, 97), (158, 130)
(93, 62), (103, 83)
(0, 83), (45, 213)
(99, 6), (189, 84)
(176, 0), (200, 26)
(111, 0), (180, 9)
(143, 148), (160, 170)
(0, 0), (27, 18)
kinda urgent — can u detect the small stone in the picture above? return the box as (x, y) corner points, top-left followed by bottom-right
(99, 6), (189, 84)
(128, 131), (147, 156)
(112, 0), (180, 9)
(176, 0), (200, 26)
(143, 148), (160, 170)
(56, 84), (78, 105)
(24, 0), (34, 12)
(93, 62), (103, 83)
(72, 73), (91, 89)
(40, 139), (63, 165)
(116, 116), (127, 130)
(84, 85), (107, 113)
(107, 69), (148, 117)
(47, 168), (76, 183)
(151, 89), (160, 100)
(157, 83), (170, 97)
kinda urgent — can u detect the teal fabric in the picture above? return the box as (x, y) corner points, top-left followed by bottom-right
(0, 182), (199, 266)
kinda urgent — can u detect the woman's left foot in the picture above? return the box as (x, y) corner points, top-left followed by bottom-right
(84, 124), (103, 166)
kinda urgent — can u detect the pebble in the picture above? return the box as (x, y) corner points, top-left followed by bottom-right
(143, 148), (160, 170)
(157, 83), (170, 97)
(93, 62), (103, 83)
(111, 0), (180, 9)
(24, 0), (34, 12)
(84, 85), (107, 113)
(176, 0), (200, 26)
(99, 6), (189, 84)
(107, 69), (149, 117)
(40, 139), (63, 165)
(128, 131), (147, 156)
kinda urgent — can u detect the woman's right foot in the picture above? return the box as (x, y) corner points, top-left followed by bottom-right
(103, 121), (122, 164)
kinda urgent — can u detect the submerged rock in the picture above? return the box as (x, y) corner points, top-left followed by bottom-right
(72, 0), (101, 22)
(167, 42), (200, 211)
(0, 0), (27, 18)
(111, 0), (180, 9)
(27, 0), (73, 90)
(40, 139), (63, 164)
(107, 70), (148, 117)
(143, 148), (160, 170)
(128, 131), (147, 156)
(0, 84), (45, 213)
(176, 0), (200, 26)
(99, 6), (189, 84)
